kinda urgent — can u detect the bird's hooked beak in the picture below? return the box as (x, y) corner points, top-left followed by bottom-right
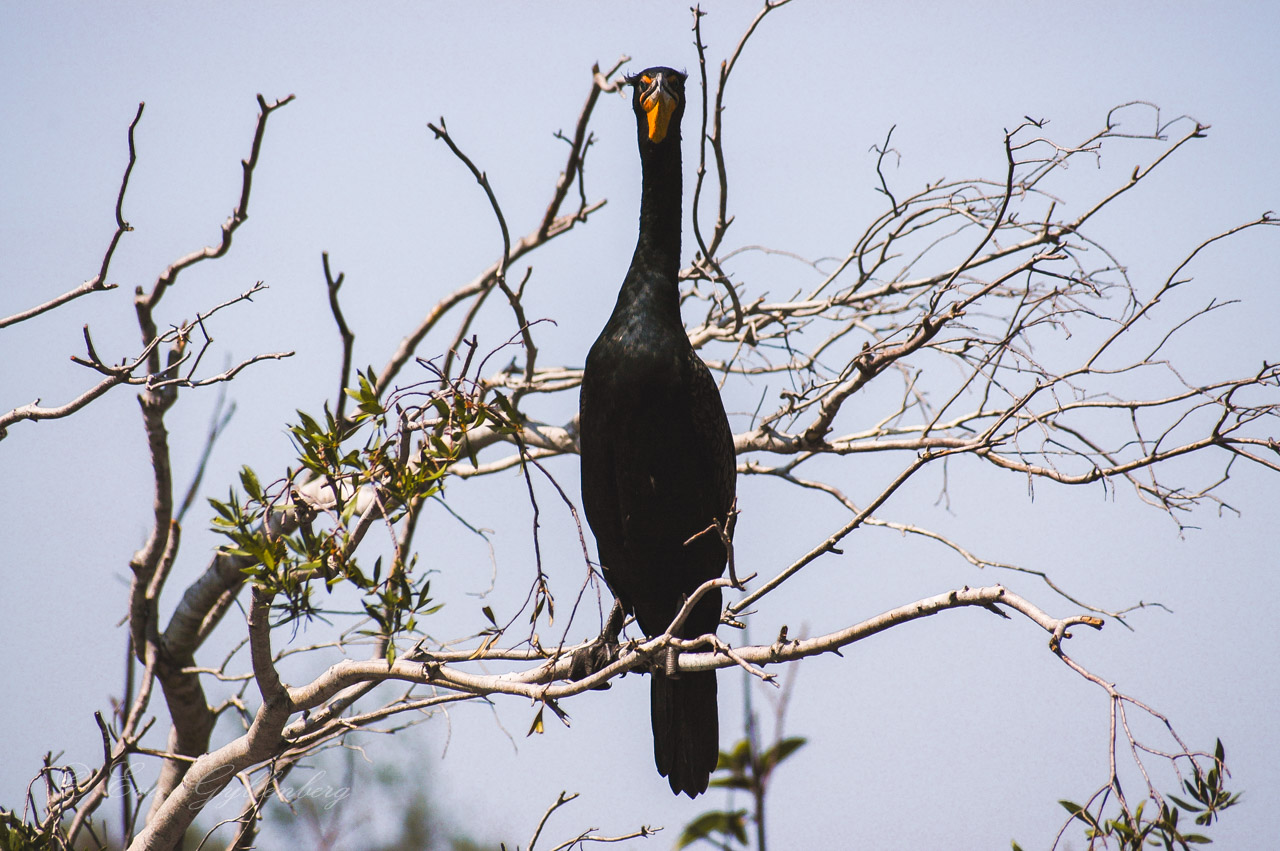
(638, 72), (678, 144)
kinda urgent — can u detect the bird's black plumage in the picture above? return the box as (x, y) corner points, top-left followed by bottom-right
(579, 67), (736, 798)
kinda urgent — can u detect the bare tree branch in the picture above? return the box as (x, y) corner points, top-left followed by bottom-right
(14, 8), (1274, 845)
(0, 102), (144, 329)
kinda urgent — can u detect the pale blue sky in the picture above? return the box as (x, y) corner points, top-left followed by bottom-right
(3, 2), (1278, 847)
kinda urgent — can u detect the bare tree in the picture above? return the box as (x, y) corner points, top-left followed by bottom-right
(4, 3), (1273, 850)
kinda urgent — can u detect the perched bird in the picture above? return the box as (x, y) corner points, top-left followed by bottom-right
(578, 67), (737, 798)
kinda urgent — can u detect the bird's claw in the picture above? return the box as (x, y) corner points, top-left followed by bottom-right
(568, 601), (626, 689)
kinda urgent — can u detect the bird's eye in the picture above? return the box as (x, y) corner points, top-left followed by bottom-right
(641, 75), (653, 87)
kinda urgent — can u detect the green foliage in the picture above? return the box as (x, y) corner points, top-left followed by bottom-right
(0, 810), (43, 851)
(677, 810), (749, 850)
(709, 736), (807, 793)
(678, 735), (807, 849)
(207, 366), (518, 660)
(1016, 740), (1239, 851)
(1166, 740), (1241, 827)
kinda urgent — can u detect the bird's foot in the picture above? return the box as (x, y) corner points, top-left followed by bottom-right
(567, 637), (620, 688)
(567, 601), (625, 689)
(661, 645), (681, 679)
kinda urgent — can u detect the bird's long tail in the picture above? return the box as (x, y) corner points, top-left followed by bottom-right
(651, 668), (719, 797)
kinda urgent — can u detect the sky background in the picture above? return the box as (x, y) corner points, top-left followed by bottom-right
(3, 2), (1278, 848)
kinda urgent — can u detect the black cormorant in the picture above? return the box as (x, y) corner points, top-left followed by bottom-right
(579, 67), (736, 798)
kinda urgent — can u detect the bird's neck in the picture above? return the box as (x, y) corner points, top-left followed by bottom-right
(633, 139), (683, 284)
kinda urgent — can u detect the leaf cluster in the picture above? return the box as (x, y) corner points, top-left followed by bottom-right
(208, 365), (518, 661)
(0, 810), (42, 851)
(1015, 740), (1240, 851)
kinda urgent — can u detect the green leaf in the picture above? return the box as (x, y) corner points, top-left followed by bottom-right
(676, 810), (749, 850)
(296, 409), (322, 436)
(761, 735), (807, 773)
(208, 497), (235, 522)
(494, 390), (523, 425)
(0, 809), (45, 849)
(363, 601), (386, 630)
(1059, 800), (1099, 829)
(718, 738), (751, 773)
(240, 466), (262, 501)
(346, 563), (369, 588)
(464, 430), (480, 469)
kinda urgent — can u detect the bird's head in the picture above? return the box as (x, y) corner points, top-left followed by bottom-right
(628, 67), (686, 146)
